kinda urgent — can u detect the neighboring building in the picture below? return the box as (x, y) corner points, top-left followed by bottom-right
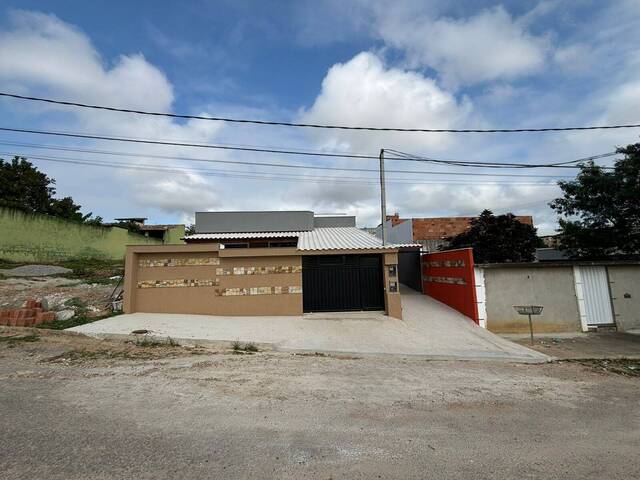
(377, 213), (534, 252)
(108, 217), (185, 244)
(124, 211), (420, 320)
(539, 234), (561, 248)
(420, 248), (640, 333)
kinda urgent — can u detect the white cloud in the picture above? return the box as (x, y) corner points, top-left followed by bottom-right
(376, 6), (551, 87)
(0, 10), (173, 109)
(298, 51), (475, 153)
(0, 10), (225, 219)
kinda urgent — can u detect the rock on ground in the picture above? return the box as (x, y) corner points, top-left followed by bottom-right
(55, 309), (75, 321)
(0, 265), (72, 277)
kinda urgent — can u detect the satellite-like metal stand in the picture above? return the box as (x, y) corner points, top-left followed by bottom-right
(513, 305), (544, 345)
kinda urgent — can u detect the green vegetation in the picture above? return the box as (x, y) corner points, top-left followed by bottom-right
(551, 143), (640, 259)
(134, 336), (179, 348)
(58, 257), (124, 281)
(232, 339), (259, 353)
(0, 156), (102, 224)
(36, 312), (119, 331)
(0, 334), (40, 347)
(443, 210), (542, 263)
(571, 358), (640, 377)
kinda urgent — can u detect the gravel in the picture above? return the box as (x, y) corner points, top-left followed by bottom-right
(0, 265), (72, 277)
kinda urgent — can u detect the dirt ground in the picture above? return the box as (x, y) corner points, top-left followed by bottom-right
(1, 328), (639, 480)
(0, 276), (115, 310)
(514, 332), (640, 359)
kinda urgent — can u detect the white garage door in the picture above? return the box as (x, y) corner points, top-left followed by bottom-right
(575, 266), (614, 326)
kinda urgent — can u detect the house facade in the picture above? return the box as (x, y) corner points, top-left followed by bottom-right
(124, 211), (419, 320)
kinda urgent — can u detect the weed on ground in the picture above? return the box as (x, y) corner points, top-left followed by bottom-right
(0, 333), (39, 348)
(132, 335), (180, 348)
(568, 358), (640, 377)
(232, 340), (259, 353)
(36, 312), (120, 331)
(58, 258), (124, 280)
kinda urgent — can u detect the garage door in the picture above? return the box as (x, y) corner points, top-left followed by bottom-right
(302, 255), (384, 312)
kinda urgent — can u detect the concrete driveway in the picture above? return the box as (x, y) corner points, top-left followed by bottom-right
(71, 287), (548, 362)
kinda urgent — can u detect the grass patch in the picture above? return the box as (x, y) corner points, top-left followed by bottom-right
(569, 358), (640, 377)
(0, 257), (123, 280)
(231, 339), (259, 353)
(36, 312), (119, 330)
(59, 257), (123, 277)
(243, 342), (259, 352)
(133, 336), (179, 348)
(0, 334), (39, 348)
(75, 276), (121, 285)
(0, 258), (26, 270)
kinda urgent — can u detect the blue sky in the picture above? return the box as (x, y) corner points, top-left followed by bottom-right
(0, 1), (639, 233)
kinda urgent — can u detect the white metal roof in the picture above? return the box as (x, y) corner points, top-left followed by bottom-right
(298, 227), (403, 251)
(185, 227), (420, 251)
(184, 231), (302, 240)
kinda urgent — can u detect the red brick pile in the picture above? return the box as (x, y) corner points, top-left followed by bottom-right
(0, 300), (56, 327)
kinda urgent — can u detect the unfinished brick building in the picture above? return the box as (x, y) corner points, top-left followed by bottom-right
(382, 213), (534, 252)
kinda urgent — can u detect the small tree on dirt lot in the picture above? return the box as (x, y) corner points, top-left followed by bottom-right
(550, 143), (640, 259)
(0, 156), (102, 224)
(442, 210), (541, 263)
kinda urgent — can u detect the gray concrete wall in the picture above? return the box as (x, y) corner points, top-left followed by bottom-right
(382, 219), (413, 244)
(483, 266), (582, 333)
(195, 211), (313, 233)
(607, 265), (640, 331)
(314, 216), (356, 228)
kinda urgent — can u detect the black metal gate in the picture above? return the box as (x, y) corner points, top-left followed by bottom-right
(302, 254), (384, 312)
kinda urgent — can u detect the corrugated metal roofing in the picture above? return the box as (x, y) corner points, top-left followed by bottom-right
(184, 231), (302, 240)
(185, 227), (420, 251)
(298, 227), (409, 251)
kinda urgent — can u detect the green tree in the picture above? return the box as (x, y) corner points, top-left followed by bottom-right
(0, 156), (102, 224)
(443, 210), (541, 263)
(550, 143), (640, 259)
(0, 156), (54, 212)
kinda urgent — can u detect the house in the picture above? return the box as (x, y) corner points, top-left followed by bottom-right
(378, 213), (534, 252)
(108, 217), (185, 244)
(123, 211), (420, 320)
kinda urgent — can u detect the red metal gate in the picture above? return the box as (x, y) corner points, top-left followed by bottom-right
(421, 248), (479, 324)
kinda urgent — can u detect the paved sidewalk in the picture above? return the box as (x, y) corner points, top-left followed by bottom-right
(71, 288), (548, 362)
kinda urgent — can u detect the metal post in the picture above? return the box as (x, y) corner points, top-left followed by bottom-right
(379, 148), (387, 246)
(528, 313), (534, 345)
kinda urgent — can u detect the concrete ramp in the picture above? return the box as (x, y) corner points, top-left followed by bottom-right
(70, 288), (548, 362)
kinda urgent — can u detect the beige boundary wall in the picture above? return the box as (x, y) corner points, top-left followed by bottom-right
(479, 263), (640, 334)
(607, 265), (640, 331)
(482, 265), (581, 333)
(124, 244), (402, 319)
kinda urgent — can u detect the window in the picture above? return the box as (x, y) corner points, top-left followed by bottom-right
(223, 242), (249, 249)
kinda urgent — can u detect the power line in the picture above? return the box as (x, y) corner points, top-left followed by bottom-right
(0, 127), (381, 160)
(0, 127), (613, 171)
(2, 91), (640, 133)
(0, 144), (576, 179)
(21, 153), (561, 187)
(386, 149), (618, 169)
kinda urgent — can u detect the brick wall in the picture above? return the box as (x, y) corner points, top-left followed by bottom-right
(412, 216), (533, 242)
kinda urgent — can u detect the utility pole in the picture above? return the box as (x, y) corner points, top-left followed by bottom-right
(379, 148), (387, 246)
